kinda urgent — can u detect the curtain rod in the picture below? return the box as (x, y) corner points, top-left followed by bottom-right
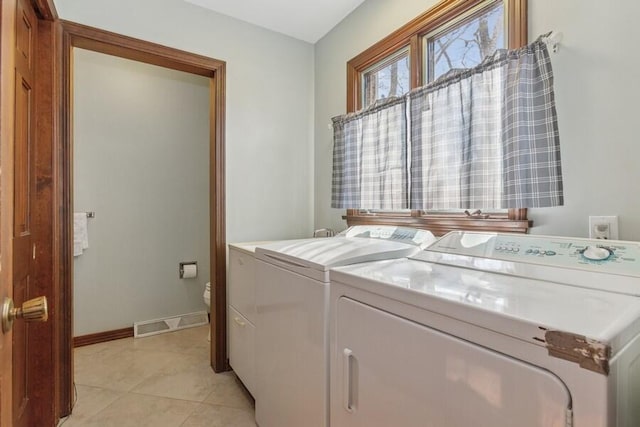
(543, 31), (563, 53)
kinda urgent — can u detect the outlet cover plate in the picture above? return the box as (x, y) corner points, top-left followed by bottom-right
(589, 215), (619, 240)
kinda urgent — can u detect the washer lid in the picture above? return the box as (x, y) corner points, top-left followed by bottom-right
(256, 237), (421, 272)
(228, 241), (275, 255)
(255, 226), (436, 272)
(330, 258), (640, 356)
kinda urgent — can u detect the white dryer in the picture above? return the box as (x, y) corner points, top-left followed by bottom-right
(329, 231), (640, 427)
(254, 226), (436, 427)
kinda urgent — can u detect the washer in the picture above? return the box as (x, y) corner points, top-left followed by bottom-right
(329, 231), (640, 427)
(254, 226), (436, 427)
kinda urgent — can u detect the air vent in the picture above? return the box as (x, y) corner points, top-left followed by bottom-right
(134, 311), (208, 338)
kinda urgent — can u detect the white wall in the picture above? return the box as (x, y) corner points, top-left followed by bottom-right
(57, 0), (640, 243)
(73, 49), (211, 335)
(315, 0), (640, 240)
(56, 0), (315, 243)
(526, 0), (640, 239)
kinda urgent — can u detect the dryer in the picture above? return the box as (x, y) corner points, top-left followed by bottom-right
(329, 231), (640, 427)
(254, 226), (436, 427)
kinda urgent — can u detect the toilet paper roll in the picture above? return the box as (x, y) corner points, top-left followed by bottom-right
(181, 264), (198, 279)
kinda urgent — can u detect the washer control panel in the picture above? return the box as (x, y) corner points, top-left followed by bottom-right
(426, 231), (640, 276)
(341, 226), (436, 248)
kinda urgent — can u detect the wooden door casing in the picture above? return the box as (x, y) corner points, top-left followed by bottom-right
(60, 22), (228, 377)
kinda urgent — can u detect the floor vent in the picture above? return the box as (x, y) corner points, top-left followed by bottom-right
(134, 311), (209, 338)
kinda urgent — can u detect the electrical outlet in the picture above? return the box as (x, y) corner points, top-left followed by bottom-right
(589, 216), (619, 240)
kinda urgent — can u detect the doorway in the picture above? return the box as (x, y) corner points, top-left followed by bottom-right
(72, 47), (211, 339)
(59, 20), (228, 415)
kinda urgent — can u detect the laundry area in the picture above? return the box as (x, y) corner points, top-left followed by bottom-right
(228, 228), (640, 427)
(2, 0), (640, 426)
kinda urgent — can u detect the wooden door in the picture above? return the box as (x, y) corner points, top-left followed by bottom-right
(1, 0), (46, 425)
(0, 0), (17, 425)
(12, 0), (37, 425)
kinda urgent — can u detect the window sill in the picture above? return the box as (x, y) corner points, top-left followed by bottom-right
(343, 211), (532, 236)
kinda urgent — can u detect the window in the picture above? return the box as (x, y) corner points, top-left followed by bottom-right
(345, 0), (530, 235)
(362, 48), (410, 107)
(425, 1), (504, 81)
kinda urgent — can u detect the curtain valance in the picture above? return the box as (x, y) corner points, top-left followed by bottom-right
(331, 96), (408, 209)
(331, 36), (563, 210)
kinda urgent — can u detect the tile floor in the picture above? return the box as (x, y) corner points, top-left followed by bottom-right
(59, 325), (256, 427)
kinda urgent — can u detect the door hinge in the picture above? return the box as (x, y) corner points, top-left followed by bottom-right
(32, 244), (36, 260)
(566, 408), (573, 427)
(545, 329), (610, 375)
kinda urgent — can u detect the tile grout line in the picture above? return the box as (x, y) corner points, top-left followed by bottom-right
(70, 326), (257, 426)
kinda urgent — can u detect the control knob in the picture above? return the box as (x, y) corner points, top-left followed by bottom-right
(582, 246), (612, 261)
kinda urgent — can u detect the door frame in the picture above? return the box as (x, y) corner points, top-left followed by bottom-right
(57, 20), (228, 412)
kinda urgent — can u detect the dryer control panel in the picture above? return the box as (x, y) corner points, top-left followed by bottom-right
(413, 232), (640, 295)
(426, 232), (640, 274)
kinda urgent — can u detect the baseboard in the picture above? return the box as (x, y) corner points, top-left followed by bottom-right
(73, 327), (134, 348)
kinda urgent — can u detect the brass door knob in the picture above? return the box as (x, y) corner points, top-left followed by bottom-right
(2, 296), (48, 333)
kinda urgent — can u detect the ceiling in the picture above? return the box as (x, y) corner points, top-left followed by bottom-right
(183, 0), (367, 43)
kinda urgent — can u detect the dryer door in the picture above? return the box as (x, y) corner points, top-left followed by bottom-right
(333, 297), (572, 427)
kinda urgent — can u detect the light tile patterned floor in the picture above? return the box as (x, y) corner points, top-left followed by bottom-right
(59, 325), (256, 427)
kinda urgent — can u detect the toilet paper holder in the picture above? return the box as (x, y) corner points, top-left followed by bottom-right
(179, 261), (198, 279)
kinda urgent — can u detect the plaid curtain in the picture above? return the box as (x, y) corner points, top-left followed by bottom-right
(502, 40), (563, 208)
(409, 64), (504, 209)
(331, 97), (408, 209)
(332, 36), (563, 210)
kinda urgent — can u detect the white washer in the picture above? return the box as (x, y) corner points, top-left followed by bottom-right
(329, 231), (640, 427)
(254, 226), (436, 427)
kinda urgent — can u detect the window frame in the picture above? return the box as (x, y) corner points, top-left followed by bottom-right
(344, 0), (530, 236)
(361, 46), (410, 108)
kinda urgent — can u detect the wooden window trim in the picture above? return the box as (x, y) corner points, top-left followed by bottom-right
(347, 0), (527, 111)
(344, 0), (531, 236)
(344, 209), (530, 237)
